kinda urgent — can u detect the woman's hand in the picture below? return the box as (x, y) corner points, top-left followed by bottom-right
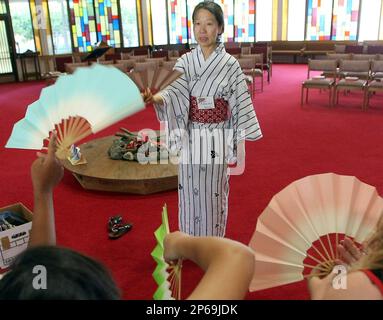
(142, 88), (154, 104)
(31, 131), (64, 195)
(141, 88), (164, 105)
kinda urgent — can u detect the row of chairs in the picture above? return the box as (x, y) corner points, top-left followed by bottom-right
(237, 54), (265, 94)
(326, 53), (383, 62)
(64, 58), (176, 74)
(301, 59), (383, 109)
(227, 45), (272, 83)
(55, 47), (186, 73)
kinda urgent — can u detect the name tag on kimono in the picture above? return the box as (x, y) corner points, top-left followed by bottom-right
(197, 97), (215, 110)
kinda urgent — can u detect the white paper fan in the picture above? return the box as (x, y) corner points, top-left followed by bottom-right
(128, 67), (182, 94)
(5, 64), (144, 159)
(249, 173), (383, 291)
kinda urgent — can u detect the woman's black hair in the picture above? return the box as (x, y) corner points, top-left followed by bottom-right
(0, 246), (121, 300)
(192, 1), (225, 34)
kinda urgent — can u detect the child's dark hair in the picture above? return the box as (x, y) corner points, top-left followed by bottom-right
(0, 246), (121, 300)
(192, 1), (225, 34)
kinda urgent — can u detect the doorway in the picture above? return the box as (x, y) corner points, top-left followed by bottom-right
(0, 15), (17, 82)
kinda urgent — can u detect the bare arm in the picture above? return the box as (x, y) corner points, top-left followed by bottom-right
(164, 231), (255, 300)
(308, 270), (382, 300)
(29, 132), (63, 247)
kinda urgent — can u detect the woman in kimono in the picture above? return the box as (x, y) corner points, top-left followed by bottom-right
(144, 1), (262, 237)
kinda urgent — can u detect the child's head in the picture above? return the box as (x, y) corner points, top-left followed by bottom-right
(0, 245), (121, 300)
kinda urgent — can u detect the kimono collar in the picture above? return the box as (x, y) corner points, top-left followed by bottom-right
(197, 42), (225, 60)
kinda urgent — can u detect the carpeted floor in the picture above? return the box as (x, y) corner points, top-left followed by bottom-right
(1, 64), (383, 299)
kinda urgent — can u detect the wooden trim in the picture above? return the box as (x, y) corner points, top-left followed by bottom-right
(28, 0), (39, 53)
(379, 0), (383, 39)
(272, 0), (278, 40)
(147, 0), (153, 45)
(304, 0), (308, 40)
(330, 0), (335, 40)
(282, 0), (288, 40)
(66, 0), (76, 53)
(356, 0), (362, 42)
(136, 0), (144, 46)
(165, 0), (170, 45)
(117, 0), (124, 48)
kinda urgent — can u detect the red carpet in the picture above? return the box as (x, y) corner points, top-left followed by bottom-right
(1, 64), (383, 300)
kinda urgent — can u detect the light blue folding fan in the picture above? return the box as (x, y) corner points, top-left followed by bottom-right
(5, 64), (145, 158)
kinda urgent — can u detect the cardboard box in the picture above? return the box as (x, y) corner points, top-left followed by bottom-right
(0, 203), (33, 270)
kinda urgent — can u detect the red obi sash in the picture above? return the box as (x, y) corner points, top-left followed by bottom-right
(189, 96), (229, 123)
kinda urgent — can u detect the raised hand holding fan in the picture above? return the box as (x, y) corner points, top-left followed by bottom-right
(249, 173), (383, 291)
(128, 67), (182, 95)
(151, 204), (182, 300)
(5, 64), (145, 159)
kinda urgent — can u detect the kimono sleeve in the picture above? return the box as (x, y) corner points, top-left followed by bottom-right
(228, 59), (262, 146)
(153, 57), (190, 152)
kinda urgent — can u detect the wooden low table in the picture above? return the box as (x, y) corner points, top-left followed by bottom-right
(63, 136), (178, 195)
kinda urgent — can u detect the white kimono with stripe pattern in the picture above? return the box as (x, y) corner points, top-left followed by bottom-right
(155, 43), (262, 237)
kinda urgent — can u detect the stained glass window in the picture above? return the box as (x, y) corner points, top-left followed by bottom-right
(234, 0), (255, 42)
(187, 0), (200, 43)
(271, 0), (288, 40)
(29, 0), (51, 55)
(332, 0), (360, 40)
(379, 0), (383, 40)
(48, 0), (72, 54)
(287, 0), (306, 40)
(214, 0), (234, 42)
(0, 19), (12, 73)
(0, 0), (6, 14)
(9, 0), (36, 53)
(357, 0), (381, 41)
(306, 0), (333, 40)
(168, 0), (187, 44)
(94, 0), (121, 47)
(256, 0), (272, 41)
(68, 0), (97, 52)
(120, 0), (139, 47)
(151, 0), (168, 45)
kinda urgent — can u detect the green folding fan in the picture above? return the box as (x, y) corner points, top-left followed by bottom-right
(5, 64), (145, 159)
(151, 204), (182, 300)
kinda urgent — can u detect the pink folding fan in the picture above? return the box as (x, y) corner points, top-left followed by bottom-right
(127, 67), (182, 94)
(249, 173), (383, 291)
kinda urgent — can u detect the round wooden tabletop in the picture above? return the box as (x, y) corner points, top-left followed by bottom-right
(63, 135), (178, 194)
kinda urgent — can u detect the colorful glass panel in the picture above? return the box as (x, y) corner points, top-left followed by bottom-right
(306, 0), (333, 40)
(94, 0), (121, 47)
(120, 0), (139, 47)
(168, 0), (187, 44)
(214, 0), (234, 42)
(332, 0), (360, 40)
(234, 0), (255, 42)
(187, 0), (200, 43)
(68, 0), (97, 52)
